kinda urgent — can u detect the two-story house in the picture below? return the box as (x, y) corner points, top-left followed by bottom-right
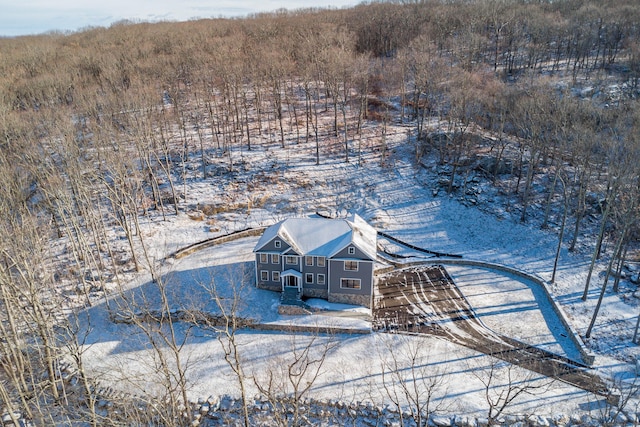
(253, 214), (377, 308)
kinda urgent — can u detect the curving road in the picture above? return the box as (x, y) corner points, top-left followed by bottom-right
(374, 265), (613, 399)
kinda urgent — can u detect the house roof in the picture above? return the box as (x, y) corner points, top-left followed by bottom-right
(254, 214), (377, 260)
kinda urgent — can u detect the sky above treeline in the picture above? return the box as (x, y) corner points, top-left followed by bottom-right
(0, 0), (358, 37)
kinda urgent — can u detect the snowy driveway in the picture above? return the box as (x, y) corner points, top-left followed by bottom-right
(374, 265), (611, 397)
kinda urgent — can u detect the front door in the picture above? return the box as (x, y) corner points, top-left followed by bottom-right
(281, 271), (302, 292)
(285, 275), (298, 288)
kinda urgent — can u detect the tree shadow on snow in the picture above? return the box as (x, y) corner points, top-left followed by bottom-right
(76, 261), (280, 356)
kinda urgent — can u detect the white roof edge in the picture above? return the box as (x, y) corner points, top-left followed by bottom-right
(253, 220), (285, 252)
(347, 213), (377, 236)
(328, 214), (377, 260)
(281, 269), (303, 278)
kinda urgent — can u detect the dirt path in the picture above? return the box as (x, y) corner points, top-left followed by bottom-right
(374, 265), (613, 399)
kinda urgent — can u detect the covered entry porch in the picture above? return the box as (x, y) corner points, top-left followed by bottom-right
(280, 269), (303, 307)
(281, 269), (302, 292)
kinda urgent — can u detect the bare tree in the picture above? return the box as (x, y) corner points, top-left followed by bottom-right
(596, 371), (640, 427)
(59, 311), (102, 427)
(110, 269), (196, 426)
(0, 150), (68, 424)
(378, 334), (448, 426)
(469, 354), (552, 426)
(253, 330), (337, 427)
(585, 126), (640, 335)
(194, 264), (254, 427)
(581, 158), (624, 302)
(551, 171), (569, 284)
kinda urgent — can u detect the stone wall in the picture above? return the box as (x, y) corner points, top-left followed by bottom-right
(250, 323), (370, 335)
(189, 394), (636, 427)
(303, 288), (328, 299)
(277, 305), (311, 315)
(172, 227), (266, 259)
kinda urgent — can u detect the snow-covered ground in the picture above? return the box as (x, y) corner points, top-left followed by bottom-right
(442, 264), (584, 362)
(79, 123), (640, 419)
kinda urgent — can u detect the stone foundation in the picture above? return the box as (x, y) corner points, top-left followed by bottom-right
(328, 293), (371, 309)
(256, 283), (370, 309)
(302, 288), (328, 299)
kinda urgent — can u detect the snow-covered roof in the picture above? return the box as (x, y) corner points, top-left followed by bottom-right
(254, 214), (377, 260)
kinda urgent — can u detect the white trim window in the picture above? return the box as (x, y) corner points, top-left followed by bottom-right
(286, 256), (297, 265)
(305, 256), (314, 266)
(305, 273), (314, 284)
(272, 271), (280, 282)
(274, 240), (281, 248)
(341, 278), (361, 289)
(317, 274), (325, 285)
(259, 253), (268, 264)
(260, 270), (269, 281)
(271, 254), (279, 264)
(317, 257), (326, 267)
(344, 260), (358, 271)
(348, 246), (356, 255)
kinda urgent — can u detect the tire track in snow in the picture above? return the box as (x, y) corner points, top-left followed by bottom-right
(374, 266), (613, 400)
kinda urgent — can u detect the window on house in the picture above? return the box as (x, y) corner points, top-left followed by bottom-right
(317, 257), (326, 267)
(305, 273), (313, 284)
(341, 278), (361, 289)
(286, 256), (297, 265)
(348, 246), (355, 255)
(305, 256), (314, 266)
(271, 254), (279, 264)
(259, 253), (268, 264)
(260, 270), (269, 281)
(274, 240), (281, 248)
(344, 260), (358, 271)
(272, 271), (280, 282)
(317, 274), (325, 285)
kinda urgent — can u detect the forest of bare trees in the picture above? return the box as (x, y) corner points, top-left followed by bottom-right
(1, 0), (640, 424)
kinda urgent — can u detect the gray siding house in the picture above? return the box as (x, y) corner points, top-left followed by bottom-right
(253, 214), (377, 308)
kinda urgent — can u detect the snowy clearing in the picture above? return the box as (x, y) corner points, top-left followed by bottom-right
(78, 123), (640, 420)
